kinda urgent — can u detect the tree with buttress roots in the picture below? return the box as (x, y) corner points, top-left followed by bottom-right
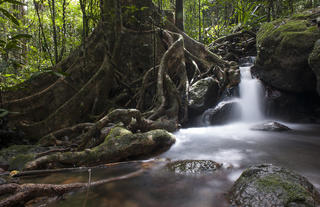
(0, 0), (237, 170)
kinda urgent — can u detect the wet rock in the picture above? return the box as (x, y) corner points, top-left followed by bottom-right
(239, 56), (256, 67)
(253, 12), (320, 93)
(227, 68), (241, 88)
(230, 164), (320, 207)
(188, 77), (220, 115)
(166, 160), (222, 176)
(309, 39), (320, 96)
(264, 87), (320, 122)
(250, 121), (291, 132)
(202, 99), (241, 125)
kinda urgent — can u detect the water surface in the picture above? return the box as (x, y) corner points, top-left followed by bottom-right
(23, 122), (320, 207)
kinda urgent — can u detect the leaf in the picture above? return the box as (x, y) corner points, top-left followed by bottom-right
(0, 39), (5, 47)
(140, 6), (148, 11)
(9, 170), (19, 177)
(50, 70), (69, 78)
(0, 108), (9, 118)
(5, 41), (21, 50)
(1, 0), (26, 5)
(11, 34), (32, 40)
(0, 8), (19, 25)
(3, 74), (14, 77)
(31, 70), (68, 79)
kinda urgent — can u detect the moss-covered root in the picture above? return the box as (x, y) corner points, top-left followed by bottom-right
(24, 127), (175, 170)
(230, 164), (320, 207)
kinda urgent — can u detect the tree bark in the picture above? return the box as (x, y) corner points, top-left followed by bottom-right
(48, 0), (59, 64)
(175, 0), (184, 31)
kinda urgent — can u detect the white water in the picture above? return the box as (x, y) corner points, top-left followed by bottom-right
(238, 65), (264, 122)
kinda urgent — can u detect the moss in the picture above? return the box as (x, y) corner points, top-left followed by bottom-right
(257, 20), (283, 45)
(8, 153), (35, 170)
(256, 16), (320, 68)
(257, 175), (311, 204)
(104, 127), (132, 142)
(0, 145), (44, 170)
(257, 16), (319, 49)
(0, 145), (35, 160)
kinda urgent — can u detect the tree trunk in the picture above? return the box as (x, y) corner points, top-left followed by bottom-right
(175, 0), (184, 31)
(198, 0), (201, 42)
(48, 0), (59, 64)
(34, 0), (54, 65)
(0, 0), (234, 170)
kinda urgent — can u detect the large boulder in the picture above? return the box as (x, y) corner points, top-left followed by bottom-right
(188, 77), (220, 115)
(253, 11), (320, 93)
(309, 39), (320, 96)
(202, 99), (241, 125)
(264, 87), (320, 122)
(230, 164), (320, 207)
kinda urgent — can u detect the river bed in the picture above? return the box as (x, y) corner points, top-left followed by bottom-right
(22, 122), (320, 207)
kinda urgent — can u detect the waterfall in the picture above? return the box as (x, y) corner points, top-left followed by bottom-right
(201, 58), (265, 125)
(238, 65), (264, 122)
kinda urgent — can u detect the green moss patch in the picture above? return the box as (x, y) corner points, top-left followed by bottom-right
(256, 175), (310, 204)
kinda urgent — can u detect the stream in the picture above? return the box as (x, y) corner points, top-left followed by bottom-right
(22, 64), (320, 207)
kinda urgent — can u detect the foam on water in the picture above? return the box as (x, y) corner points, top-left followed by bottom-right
(238, 65), (264, 122)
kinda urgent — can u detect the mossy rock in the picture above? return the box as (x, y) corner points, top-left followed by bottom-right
(24, 127), (176, 170)
(230, 164), (320, 207)
(253, 11), (320, 93)
(166, 160), (222, 176)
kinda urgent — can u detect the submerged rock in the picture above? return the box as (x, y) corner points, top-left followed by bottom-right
(202, 99), (241, 125)
(230, 164), (320, 207)
(253, 11), (320, 93)
(166, 160), (222, 176)
(250, 121), (291, 132)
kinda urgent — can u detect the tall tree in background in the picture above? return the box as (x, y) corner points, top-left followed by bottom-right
(175, 0), (183, 31)
(48, 0), (58, 64)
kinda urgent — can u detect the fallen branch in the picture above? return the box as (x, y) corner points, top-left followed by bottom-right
(0, 169), (144, 207)
(11, 159), (159, 178)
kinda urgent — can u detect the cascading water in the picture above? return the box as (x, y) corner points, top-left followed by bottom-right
(202, 58), (265, 125)
(238, 65), (264, 122)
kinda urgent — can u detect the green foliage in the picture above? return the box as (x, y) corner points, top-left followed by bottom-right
(0, 0), (25, 25)
(0, 0), (319, 90)
(182, 0), (318, 43)
(0, 0), (100, 89)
